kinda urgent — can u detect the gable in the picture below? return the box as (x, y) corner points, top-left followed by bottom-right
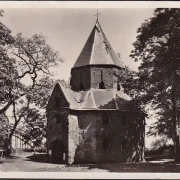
(47, 83), (69, 111)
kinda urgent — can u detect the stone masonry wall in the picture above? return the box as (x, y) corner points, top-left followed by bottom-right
(67, 114), (79, 164)
(46, 84), (69, 163)
(90, 66), (114, 89)
(70, 66), (91, 91)
(68, 110), (145, 164)
(71, 65), (123, 91)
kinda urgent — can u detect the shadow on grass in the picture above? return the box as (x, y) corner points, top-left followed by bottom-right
(145, 154), (173, 161)
(0, 160), (4, 164)
(25, 154), (180, 172)
(69, 155), (180, 172)
(26, 153), (47, 163)
(83, 155), (180, 172)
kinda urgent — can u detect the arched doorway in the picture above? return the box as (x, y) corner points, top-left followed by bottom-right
(51, 140), (65, 164)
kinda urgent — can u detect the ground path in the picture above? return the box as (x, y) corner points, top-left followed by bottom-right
(0, 154), (180, 172)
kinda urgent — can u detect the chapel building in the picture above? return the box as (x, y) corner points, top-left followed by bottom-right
(46, 19), (146, 164)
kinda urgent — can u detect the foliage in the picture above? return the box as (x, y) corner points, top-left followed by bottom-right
(11, 76), (69, 151)
(129, 8), (180, 159)
(145, 138), (174, 158)
(0, 9), (16, 114)
(0, 10), (65, 154)
(0, 113), (10, 149)
(20, 107), (46, 149)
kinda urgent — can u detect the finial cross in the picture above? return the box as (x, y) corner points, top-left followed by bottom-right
(94, 10), (101, 21)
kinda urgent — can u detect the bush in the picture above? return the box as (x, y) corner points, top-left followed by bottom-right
(145, 144), (174, 157)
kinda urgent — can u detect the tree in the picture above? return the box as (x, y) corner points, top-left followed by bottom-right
(7, 76), (68, 154)
(0, 29), (63, 153)
(0, 10), (67, 155)
(0, 113), (10, 149)
(0, 9), (16, 115)
(1, 32), (63, 114)
(19, 107), (47, 153)
(130, 8), (180, 160)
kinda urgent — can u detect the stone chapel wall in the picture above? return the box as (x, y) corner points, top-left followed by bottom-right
(46, 84), (69, 163)
(68, 110), (145, 164)
(71, 65), (124, 91)
(70, 66), (91, 91)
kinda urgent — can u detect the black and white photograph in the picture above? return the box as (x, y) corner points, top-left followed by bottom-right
(0, 1), (180, 179)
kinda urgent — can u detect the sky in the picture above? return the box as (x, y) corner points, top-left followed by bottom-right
(1, 8), (157, 148)
(1, 8), (155, 81)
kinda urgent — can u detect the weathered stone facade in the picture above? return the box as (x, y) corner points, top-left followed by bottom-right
(70, 110), (145, 164)
(46, 20), (146, 164)
(71, 65), (124, 91)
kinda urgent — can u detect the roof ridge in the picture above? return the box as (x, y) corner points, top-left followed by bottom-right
(89, 25), (96, 65)
(97, 21), (124, 67)
(72, 21), (123, 69)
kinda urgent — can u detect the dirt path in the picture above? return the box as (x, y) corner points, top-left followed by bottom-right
(0, 154), (106, 172)
(0, 154), (180, 172)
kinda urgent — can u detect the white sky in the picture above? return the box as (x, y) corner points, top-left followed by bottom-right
(1, 8), (154, 80)
(1, 8), (158, 148)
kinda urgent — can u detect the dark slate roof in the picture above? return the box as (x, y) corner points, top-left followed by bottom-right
(73, 21), (124, 68)
(59, 84), (139, 111)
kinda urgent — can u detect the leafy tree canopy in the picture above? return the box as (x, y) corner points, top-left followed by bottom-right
(0, 10), (65, 153)
(129, 8), (180, 159)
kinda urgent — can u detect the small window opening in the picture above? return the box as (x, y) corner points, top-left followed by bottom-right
(99, 81), (105, 89)
(102, 114), (109, 125)
(99, 70), (105, 89)
(117, 83), (120, 91)
(121, 116), (126, 126)
(102, 138), (109, 150)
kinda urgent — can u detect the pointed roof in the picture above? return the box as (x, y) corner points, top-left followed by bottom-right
(73, 21), (123, 68)
(54, 83), (141, 111)
(47, 83), (144, 113)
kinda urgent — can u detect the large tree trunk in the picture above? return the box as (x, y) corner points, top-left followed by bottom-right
(171, 78), (179, 161)
(173, 112), (179, 161)
(0, 101), (12, 115)
(3, 121), (19, 156)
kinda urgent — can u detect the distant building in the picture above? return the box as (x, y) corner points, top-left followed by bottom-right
(46, 19), (146, 164)
(11, 133), (31, 151)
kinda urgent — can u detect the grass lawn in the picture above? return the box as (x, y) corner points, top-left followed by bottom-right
(0, 153), (180, 172)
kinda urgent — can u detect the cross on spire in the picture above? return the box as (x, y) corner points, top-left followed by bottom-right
(94, 10), (101, 22)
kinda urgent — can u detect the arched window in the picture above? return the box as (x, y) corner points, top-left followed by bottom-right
(99, 81), (105, 89)
(99, 70), (105, 89)
(117, 83), (120, 91)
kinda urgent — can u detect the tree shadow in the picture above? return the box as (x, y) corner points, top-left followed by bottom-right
(75, 159), (180, 172)
(0, 160), (3, 164)
(26, 153), (47, 163)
